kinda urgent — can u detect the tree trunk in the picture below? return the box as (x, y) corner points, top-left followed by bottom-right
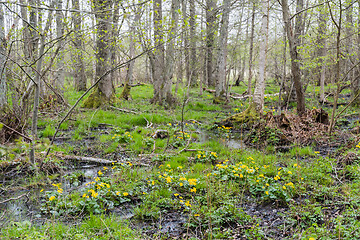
(162, 0), (180, 101)
(214, 0), (230, 102)
(317, 1), (327, 103)
(55, 0), (65, 95)
(355, 0), (360, 105)
(0, 5), (6, 109)
(205, 0), (216, 87)
(253, 0), (269, 112)
(189, 0), (197, 86)
(30, 1), (55, 164)
(328, 1), (342, 134)
(247, 3), (255, 98)
(110, 1), (121, 87)
(150, 0), (166, 105)
(121, 10), (141, 100)
(72, 0), (87, 91)
(83, 0), (115, 108)
(281, 0), (306, 116)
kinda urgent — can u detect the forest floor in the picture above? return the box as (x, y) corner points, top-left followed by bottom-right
(1, 83), (360, 239)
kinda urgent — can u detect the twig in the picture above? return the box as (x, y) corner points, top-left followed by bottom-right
(177, 135), (193, 154)
(0, 192), (28, 204)
(109, 106), (137, 114)
(0, 121), (33, 142)
(100, 217), (113, 239)
(143, 117), (152, 128)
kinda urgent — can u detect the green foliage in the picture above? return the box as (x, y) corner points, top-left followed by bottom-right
(40, 125), (55, 138)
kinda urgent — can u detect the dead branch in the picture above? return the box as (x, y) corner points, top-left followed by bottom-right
(0, 121), (33, 142)
(54, 153), (116, 164)
(0, 192), (28, 204)
(109, 106), (137, 114)
(116, 82), (145, 88)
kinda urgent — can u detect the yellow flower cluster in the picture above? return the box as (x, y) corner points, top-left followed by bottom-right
(188, 178), (197, 186)
(52, 183), (63, 194)
(87, 189), (98, 198)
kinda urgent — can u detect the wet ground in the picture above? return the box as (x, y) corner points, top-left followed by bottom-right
(1, 113), (359, 238)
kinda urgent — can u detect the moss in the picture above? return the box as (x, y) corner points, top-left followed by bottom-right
(220, 102), (259, 128)
(213, 96), (226, 104)
(120, 83), (131, 100)
(82, 88), (117, 108)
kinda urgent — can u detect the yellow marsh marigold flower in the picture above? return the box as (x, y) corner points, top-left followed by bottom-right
(82, 194), (87, 198)
(185, 201), (191, 207)
(190, 187), (196, 193)
(174, 193), (179, 197)
(166, 176), (172, 183)
(123, 192), (129, 196)
(92, 192), (98, 198)
(179, 177), (187, 181)
(49, 196), (55, 201)
(179, 182), (183, 186)
(40, 189), (44, 192)
(288, 171), (292, 174)
(265, 191), (269, 195)
(188, 178), (197, 186)
(283, 186), (286, 190)
(116, 191), (120, 196)
(98, 170), (103, 176)
(103, 167), (108, 170)
(57, 188), (63, 194)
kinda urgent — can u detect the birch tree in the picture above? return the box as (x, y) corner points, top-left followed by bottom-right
(253, 0), (269, 112)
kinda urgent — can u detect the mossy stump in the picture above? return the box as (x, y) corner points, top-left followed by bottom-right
(120, 83), (131, 100)
(219, 103), (259, 128)
(82, 89), (116, 108)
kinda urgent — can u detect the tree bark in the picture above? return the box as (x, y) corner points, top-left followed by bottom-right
(214, 0), (230, 102)
(205, 0), (216, 87)
(30, 1), (55, 164)
(72, 0), (87, 91)
(189, 0), (197, 86)
(317, 1), (326, 103)
(0, 5), (6, 109)
(121, 10), (141, 100)
(162, 0), (180, 101)
(55, 0), (65, 95)
(150, 0), (175, 106)
(83, 0), (115, 108)
(247, 3), (255, 98)
(253, 0), (269, 112)
(281, 0), (306, 116)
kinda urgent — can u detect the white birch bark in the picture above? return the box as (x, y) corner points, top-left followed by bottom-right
(253, 0), (269, 112)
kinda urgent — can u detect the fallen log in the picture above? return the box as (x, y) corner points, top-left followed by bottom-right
(116, 82), (145, 88)
(55, 153), (116, 165)
(203, 88), (282, 100)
